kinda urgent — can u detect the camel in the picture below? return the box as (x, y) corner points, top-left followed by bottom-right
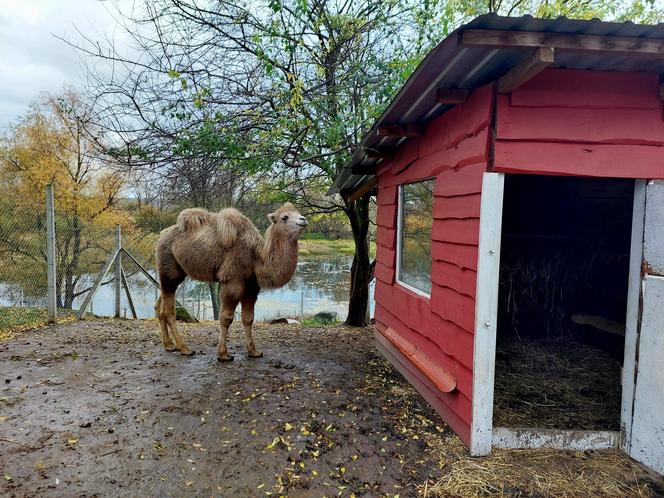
(154, 203), (307, 361)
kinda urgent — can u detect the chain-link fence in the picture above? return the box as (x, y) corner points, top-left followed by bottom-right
(0, 185), (371, 327)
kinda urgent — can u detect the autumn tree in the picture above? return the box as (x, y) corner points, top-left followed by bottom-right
(0, 92), (128, 308)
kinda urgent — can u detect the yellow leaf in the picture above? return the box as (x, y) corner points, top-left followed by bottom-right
(284, 422), (294, 431)
(67, 437), (79, 445)
(257, 484), (265, 489)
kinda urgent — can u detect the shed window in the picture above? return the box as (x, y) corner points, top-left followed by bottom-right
(397, 179), (434, 295)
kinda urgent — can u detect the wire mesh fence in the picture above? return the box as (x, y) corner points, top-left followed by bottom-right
(0, 185), (370, 326)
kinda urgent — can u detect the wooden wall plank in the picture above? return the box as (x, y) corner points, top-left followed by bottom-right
(430, 285), (476, 333)
(496, 95), (664, 145)
(375, 308), (473, 397)
(376, 227), (396, 248)
(432, 219), (480, 245)
(434, 163), (487, 197)
(432, 260), (477, 298)
(433, 194), (482, 219)
(375, 261), (394, 284)
(419, 84), (494, 158)
(376, 202), (397, 229)
(511, 69), (660, 109)
(376, 244), (396, 269)
(377, 185), (397, 206)
(432, 241), (479, 271)
(494, 141), (664, 178)
(380, 131), (490, 188)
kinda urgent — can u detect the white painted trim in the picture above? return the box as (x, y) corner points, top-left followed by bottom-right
(470, 172), (505, 456)
(493, 427), (620, 451)
(620, 179), (646, 453)
(395, 179), (435, 298)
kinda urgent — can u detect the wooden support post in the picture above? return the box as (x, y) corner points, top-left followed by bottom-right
(45, 184), (57, 323)
(121, 267), (137, 319)
(496, 47), (555, 93)
(114, 224), (122, 318)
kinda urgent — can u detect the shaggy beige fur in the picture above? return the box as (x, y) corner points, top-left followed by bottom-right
(155, 203), (307, 360)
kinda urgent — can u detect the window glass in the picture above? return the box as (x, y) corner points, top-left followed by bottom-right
(398, 179), (434, 295)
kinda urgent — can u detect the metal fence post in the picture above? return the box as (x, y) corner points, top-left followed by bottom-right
(114, 224), (122, 318)
(300, 291), (304, 322)
(46, 184), (57, 323)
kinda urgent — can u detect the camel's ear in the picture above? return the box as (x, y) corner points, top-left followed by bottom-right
(268, 212), (277, 224)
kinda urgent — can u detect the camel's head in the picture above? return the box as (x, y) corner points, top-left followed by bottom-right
(268, 202), (307, 239)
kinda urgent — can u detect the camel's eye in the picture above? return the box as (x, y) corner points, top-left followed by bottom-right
(281, 215), (289, 222)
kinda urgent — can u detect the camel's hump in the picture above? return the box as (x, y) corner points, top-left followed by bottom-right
(176, 208), (211, 234)
(214, 208), (253, 247)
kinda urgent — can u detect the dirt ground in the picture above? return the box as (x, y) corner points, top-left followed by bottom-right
(0, 320), (445, 497)
(1, 320), (663, 498)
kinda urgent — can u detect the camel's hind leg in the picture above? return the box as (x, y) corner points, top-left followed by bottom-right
(161, 292), (194, 356)
(155, 295), (177, 352)
(217, 283), (240, 362)
(241, 278), (262, 358)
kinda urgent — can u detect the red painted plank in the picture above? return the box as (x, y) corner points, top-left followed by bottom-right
(376, 244), (396, 269)
(511, 69), (660, 110)
(433, 193), (482, 219)
(425, 310), (475, 370)
(431, 218), (480, 245)
(374, 261), (394, 284)
(377, 185), (397, 205)
(376, 203), (397, 229)
(494, 140), (664, 178)
(434, 163), (486, 197)
(376, 227), (396, 248)
(497, 95), (664, 145)
(430, 285), (476, 333)
(432, 260), (477, 298)
(432, 241), (479, 271)
(389, 136), (420, 174)
(419, 84), (494, 158)
(374, 333), (472, 444)
(375, 307), (473, 397)
(380, 131), (490, 189)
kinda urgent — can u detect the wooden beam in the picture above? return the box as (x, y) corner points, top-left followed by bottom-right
(376, 123), (424, 138)
(496, 47), (555, 93)
(365, 149), (392, 160)
(461, 29), (664, 57)
(351, 163), (378, 175)
(344, 176), (378, 203)
(436, 88), (470, 104)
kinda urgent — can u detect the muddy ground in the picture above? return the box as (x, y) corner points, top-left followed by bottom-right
(0, 320), (445, 497)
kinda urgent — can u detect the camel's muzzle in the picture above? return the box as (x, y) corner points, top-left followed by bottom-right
(296, 216), (308, 227)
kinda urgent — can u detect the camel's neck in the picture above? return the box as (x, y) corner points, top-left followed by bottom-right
(255, 227), (299, 289)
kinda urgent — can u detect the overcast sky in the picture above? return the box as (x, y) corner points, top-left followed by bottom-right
(0, 0), (134, 129)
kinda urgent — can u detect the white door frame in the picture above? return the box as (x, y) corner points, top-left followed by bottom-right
(470, 175), (645, 456)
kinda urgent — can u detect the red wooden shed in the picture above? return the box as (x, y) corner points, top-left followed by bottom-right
(331, 14), (664, 475)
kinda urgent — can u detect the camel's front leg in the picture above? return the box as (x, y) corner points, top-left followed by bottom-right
(217, 287), (239, 362)
(241, 293), (262, 358)
(162, 292), (193, 356)
(155, 295), (176, 351)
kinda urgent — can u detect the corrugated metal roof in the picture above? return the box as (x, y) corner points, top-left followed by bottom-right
(330, 14), (664, 197)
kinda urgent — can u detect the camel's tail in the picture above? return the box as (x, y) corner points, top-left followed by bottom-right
(176, 208), (211, 234)
(214, 208), (251, 247)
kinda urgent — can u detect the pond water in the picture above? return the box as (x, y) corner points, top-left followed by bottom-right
(59, 256), (376, 322)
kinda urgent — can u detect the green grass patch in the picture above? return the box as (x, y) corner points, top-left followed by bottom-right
(301, 316), (341, 326)
(299, 238), (376, 258)
(0, 307), (77, 340)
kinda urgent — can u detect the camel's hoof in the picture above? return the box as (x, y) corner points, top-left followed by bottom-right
(180, 349), (195, 356)
(248, 351), (264, 358)
(217, 354), (234, 362)
(164, 345), (177, 352)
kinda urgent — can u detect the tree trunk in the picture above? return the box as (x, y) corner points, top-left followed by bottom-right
(208, 282), (219, 320)
(345, 193), (371, 327)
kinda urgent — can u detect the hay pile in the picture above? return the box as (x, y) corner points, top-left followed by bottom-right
(493, 338), (622, 430)
(422, 435), (662, 498)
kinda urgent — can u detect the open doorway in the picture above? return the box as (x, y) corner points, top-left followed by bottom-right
(493, 175), (634, 431)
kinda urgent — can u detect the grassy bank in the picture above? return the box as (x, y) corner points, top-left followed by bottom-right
(0, 307), (77, 341)
(299, 237), (376, 258)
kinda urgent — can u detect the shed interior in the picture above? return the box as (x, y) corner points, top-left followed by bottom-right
(493, 175), (634, 431)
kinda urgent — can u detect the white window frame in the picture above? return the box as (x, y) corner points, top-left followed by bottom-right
(396, 178), (434, 298)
